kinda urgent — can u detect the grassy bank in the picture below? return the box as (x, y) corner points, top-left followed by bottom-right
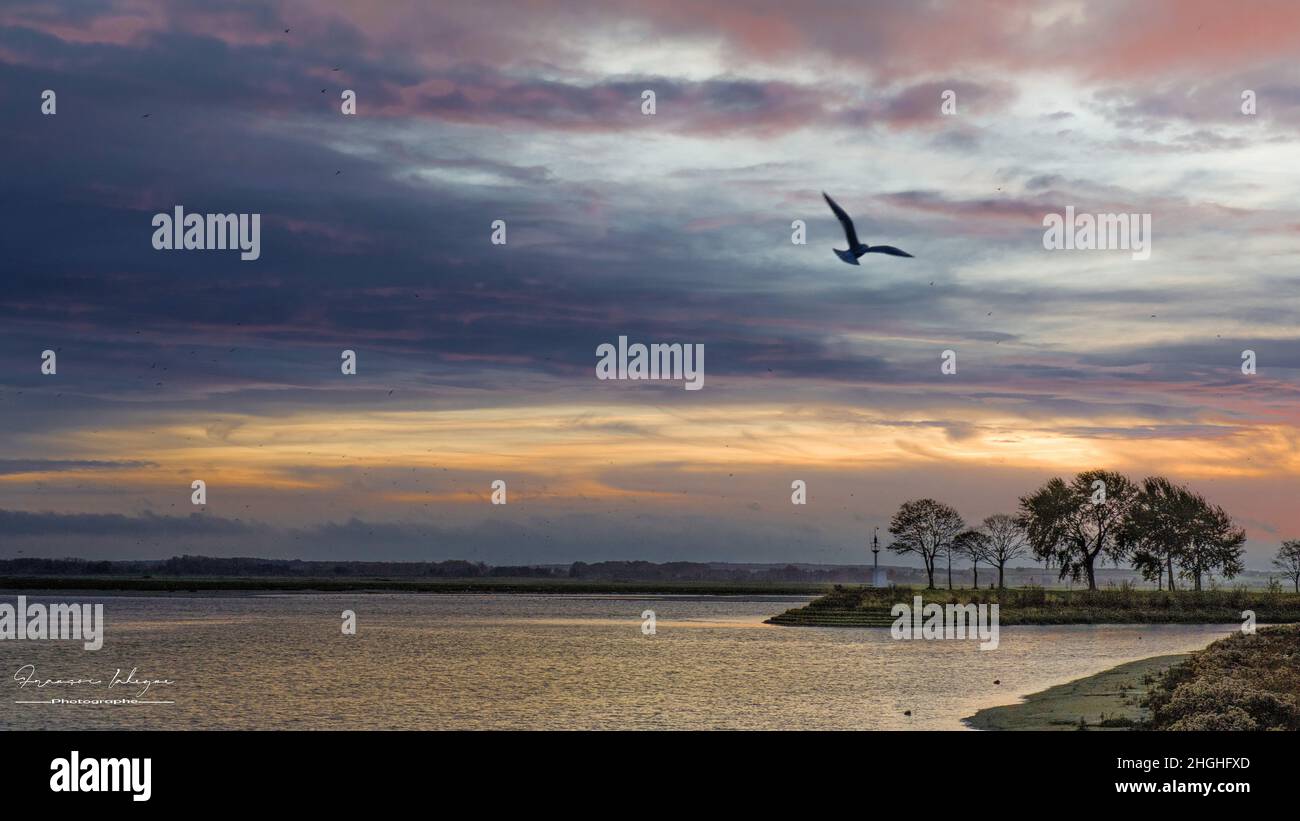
(0, 575), (830, 596)
(766, 584), (1300, 626)
(965, 654), (1186, 731)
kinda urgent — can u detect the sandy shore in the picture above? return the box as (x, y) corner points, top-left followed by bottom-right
(964, 653), (1187, 731)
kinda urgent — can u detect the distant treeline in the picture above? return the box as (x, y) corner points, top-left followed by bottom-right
(568, 560), (866, 582)
(0, 555), (875, 582)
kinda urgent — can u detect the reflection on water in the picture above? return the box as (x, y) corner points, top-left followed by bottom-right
(0, 592), (1234, 730)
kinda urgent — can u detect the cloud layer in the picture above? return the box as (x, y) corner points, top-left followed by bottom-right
(2, 1), (1299, 567)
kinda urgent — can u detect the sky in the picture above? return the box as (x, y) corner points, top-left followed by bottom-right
(1, 0), (1299, 567)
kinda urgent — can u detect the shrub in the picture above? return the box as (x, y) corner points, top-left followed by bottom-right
(1013, 585), (1046, 607)
(1152, 679), (1299, 731)
(1166, 708), (1259, 731)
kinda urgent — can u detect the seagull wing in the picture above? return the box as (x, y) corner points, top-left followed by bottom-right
(822, 192), (860, 249)
(863, 245), (913, 258)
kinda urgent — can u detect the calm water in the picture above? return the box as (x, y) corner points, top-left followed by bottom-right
(0, 592), (1236, 730)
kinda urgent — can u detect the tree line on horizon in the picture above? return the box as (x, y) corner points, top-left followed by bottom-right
(887, 469), (1300, 592)
(0, 555), (887, 584)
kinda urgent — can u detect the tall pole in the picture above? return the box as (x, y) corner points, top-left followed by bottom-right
(872, 526), (879, 585)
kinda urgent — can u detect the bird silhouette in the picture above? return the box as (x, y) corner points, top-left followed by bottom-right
(823, 192), (913, 265)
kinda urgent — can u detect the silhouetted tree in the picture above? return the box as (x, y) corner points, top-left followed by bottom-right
(954, 528), (989, 589)
(1122, 476), (1196, 591)
(888, 499), (965, 590)
(1178, 495), (1245, 590)
(1122, 478), (1246, 591)
(1274, 541), (1300, 593)
(1017, 470), (1138, 591)
(974, 513), (1028, 589)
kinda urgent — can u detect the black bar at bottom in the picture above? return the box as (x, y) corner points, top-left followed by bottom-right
(0, 729), (1283, 808)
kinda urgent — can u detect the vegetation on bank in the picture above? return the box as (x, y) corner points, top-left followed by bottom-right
(1143, 625), (1300, 730)
(766, 583), (1300, 626)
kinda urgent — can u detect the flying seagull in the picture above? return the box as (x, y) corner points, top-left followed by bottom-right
(822, 192), (913, 265)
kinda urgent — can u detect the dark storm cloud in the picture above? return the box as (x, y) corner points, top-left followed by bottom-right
(0, 10), (1275, 424)
(1079, 339), (1300, 372)
(416, 70), (833, 135)
(0, 508), (262, 536)
(0, 459), (156, 474)
(410, 69), (1016, 136)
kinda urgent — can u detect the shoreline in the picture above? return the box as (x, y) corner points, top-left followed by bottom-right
(0, 576), (829, 596)
(767, 585), (1300, 626)
(964, 653), (1188, 731)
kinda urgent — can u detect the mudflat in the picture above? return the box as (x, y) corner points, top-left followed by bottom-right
(965, 653), (1187, 731)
